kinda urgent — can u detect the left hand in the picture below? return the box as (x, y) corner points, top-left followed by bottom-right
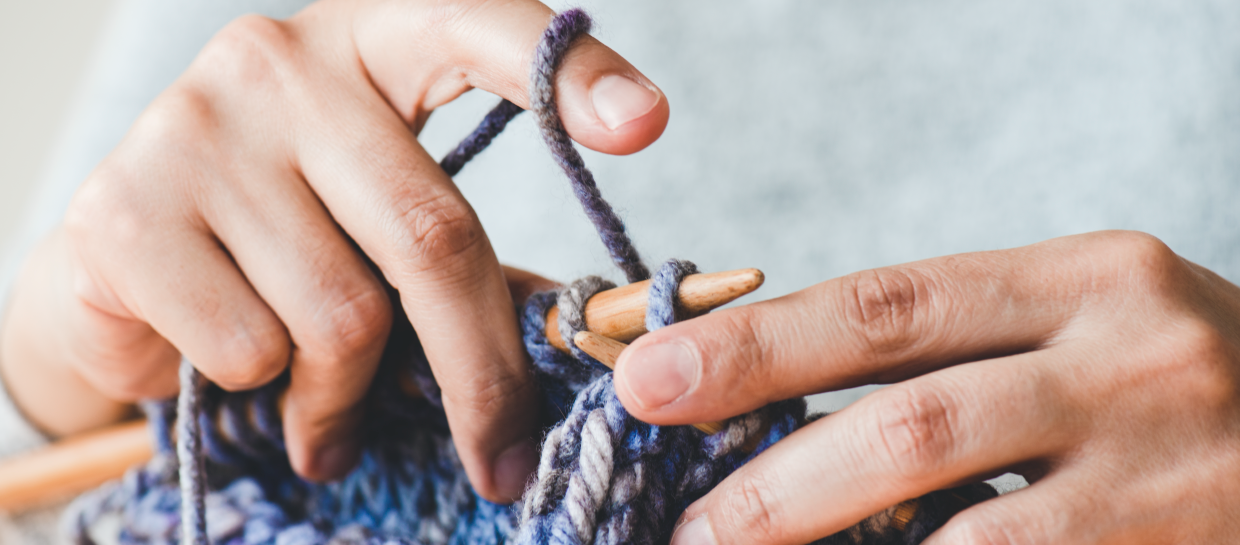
(613, 230), (1240, 544)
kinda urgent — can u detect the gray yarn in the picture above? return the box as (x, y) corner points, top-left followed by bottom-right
(556, 276), (616, 371)
(175, 359), (206, 545)
(566, 410), (616, 543)
(515, 364), (804, 545)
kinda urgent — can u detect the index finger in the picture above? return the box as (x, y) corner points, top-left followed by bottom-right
(289, 1), (667, 501)
(613, 234), (1108, 426)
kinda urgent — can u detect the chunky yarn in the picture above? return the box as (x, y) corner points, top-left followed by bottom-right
(63, 9), (995, 545)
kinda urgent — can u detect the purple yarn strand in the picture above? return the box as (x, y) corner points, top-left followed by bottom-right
(645, 259), (700, 333)
(529, 9), (650, 283)
(439, 99), (525, 177)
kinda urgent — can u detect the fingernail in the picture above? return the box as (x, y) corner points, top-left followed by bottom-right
(591, 74), (659, 130)
(671, 515), (718, 545)
(622, 343), (698, 410)
(314, 441), (360, 480)
(494, 441), (538, 500)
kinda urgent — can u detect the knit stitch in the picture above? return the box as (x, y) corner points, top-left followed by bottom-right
(62, 9), (995, 545)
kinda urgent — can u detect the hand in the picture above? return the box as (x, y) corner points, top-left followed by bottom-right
(614, 231), (1240, 544)
(0, 0), (667, 501)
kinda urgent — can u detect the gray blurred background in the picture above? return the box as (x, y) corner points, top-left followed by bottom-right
(0, 0), (116, 257)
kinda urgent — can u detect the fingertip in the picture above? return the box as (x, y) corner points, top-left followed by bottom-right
(670, 514), (719, 545)
(456, 429), (539, 504)
(614, 340), (699, 421)
(591, 74), (660, 131)
(491, 440), (538, 502)
(284, 404), (364, 482)
(457, 393), (541, 503)
(302, 440), (362, 482)
(397, 260), (542, 501)
(552, 40), (670, 156)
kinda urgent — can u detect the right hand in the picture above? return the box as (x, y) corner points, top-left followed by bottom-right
(0, 0), (667, 502)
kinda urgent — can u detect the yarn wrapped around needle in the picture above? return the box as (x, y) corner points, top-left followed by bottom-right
(64, 10), (997, 545)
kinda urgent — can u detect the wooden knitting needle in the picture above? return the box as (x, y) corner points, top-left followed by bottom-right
(0, 420), (151, 511)
(572, 331), (725, 435)
(0, 268), (764, 512)
(543, 268), (764, 351)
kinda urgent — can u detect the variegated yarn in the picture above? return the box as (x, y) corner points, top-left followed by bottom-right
(64, 9), (995, 545)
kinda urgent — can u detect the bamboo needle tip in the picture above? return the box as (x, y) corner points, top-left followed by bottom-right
(572, 331), (626, 370)
(684, 268), (765, 311)
(731, 268), (765, 291)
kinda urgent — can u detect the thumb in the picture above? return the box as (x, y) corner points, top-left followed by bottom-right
(348, 1), (668, 155)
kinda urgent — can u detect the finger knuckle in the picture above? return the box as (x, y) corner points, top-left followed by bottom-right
(869, 385), (957, 479)
(839, 267), (935, 358)
(212, 321), (290, 390)
(709, 306), (780, 393)
(144, 85), (220, 140)
(65, 165), (141, 245)
(66, 87), (220, 248)
(311, 287), (393, 362)
(1098, 230), (1186, 295)
(447, 365), (536, 418)
(715, 474), (788, 544)
(1157, 320), (1240, 409)
(414, 0), (499, 39)
(1173, 320), (1234, 369)
(390, 188), (484, 270)
(198, 15), (299, 93)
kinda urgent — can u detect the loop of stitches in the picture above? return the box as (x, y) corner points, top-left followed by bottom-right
(557, 276), (615, 371)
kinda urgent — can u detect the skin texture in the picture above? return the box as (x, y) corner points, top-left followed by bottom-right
(613, 231), (1240, 544)
(0, 0), (667, 503)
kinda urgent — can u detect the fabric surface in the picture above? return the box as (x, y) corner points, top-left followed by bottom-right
(4, 0), (1240, 540)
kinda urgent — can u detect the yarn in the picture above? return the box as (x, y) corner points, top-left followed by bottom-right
(62, 9), (996, 545)
(528, 9), (649, 284)
(175, 363), (207, 545)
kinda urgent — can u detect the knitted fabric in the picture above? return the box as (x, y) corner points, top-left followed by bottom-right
(62, 9), (995, 545)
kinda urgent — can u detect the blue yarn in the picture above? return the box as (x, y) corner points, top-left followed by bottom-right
(645, 260), (699, 333)
(64, 9), (995, 545)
